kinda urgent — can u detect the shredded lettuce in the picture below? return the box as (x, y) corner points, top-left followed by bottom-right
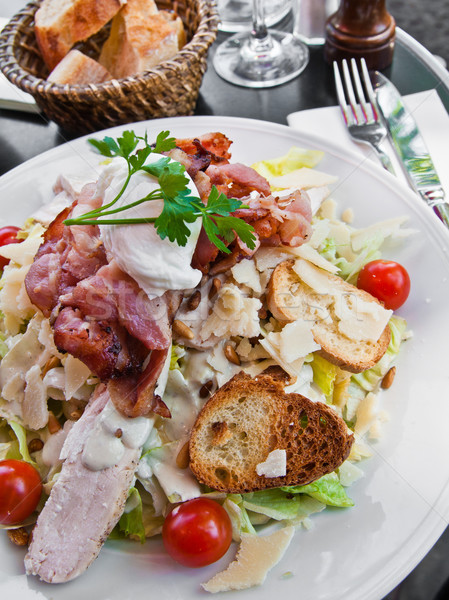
(9, 420), (36, 466)
(112, 487), (146, 544)
(242, 489), (303, 521)
(352, 316), (407, 392)
(251, 147), (324, 181)
(281, 472), (354, 507)
(223, 494), (257, 538)
(310, 354), (338, 401)
(319, 234), (382, 284)
(170, 344), (185, 370)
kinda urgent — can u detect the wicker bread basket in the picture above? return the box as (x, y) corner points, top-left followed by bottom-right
(0, 0), (218, 134)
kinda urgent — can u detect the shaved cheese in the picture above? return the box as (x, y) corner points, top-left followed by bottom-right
(254, 247), (291, 273)
(328, 221), (356, 261)
(293, 258), (335, 295)
(0, 224), (44, 264)
(201, 284), (262, 341)
(259, 335), (304, 379)
(318, 198), (337, 220)
(351, 216), (414, 251)
(304, 186), (331, 215)
(23, 365), (48, 430)
(256, 449), (287, 477)
(354, 392), (378, 436)
(309, 218), (331, 249)
(270, 168), (338, 190)
(333, 293), (392, 342)
(286, 243), (340, 273)
(202, 527), (295, 593)
(64, 355), (92, 399)
(278, 320), (320, 363)
(231, 259), (262, 294)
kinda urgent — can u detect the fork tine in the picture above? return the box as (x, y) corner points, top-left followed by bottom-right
(360, 58), (380, 120)
(333, 61), (354, 126)
(341, 59), (359, 122)
(350, 58), (370, 121)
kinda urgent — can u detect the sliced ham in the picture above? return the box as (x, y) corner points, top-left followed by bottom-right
(175, 132), (232, 163)
(25, 385), (140, 583)
(206, 163), (272, 198)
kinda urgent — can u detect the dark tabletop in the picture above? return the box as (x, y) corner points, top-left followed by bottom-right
(1, 5), (449, 600)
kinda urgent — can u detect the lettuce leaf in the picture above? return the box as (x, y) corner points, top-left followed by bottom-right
(9, 420), (36, 466)
(242, 489), (303, 521)
(352, 316), (407, 392)
(281, 472), (354, 507)
(223, 494), (257, 539)
(251, 147), (324, 180)
(114, 487), (146, 544)
(0, 332), (8, 358)
(310, 354), (338, 401)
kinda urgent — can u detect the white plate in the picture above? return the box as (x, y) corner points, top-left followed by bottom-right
(1, 116), (449, 600)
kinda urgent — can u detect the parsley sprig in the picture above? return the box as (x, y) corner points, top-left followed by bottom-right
(64, 130), (256, 254)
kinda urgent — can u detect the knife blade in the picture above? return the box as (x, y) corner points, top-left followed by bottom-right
(372, 71), (449, 229)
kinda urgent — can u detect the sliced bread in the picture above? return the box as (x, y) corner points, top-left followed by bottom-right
(98, 0), (186, 78)
(267, 259), (391, 373)
(35, 0), (126, 70)
(189, 372), (354, 493)
(47, 50), (113, 84)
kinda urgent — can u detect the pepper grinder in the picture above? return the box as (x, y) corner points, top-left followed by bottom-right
(324, 0), (396, 70)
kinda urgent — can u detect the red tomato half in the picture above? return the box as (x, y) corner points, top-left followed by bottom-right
(0, 226), (22, 270)
(0, 459), (43, 525)
(162, 498), (232, 568)
(357, 259), (410, 310)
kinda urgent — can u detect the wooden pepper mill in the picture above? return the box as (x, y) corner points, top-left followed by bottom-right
(324, 0), (396, 70)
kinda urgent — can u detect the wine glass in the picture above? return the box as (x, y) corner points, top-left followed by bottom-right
(213, 0), (309, 88)
(217, 0), (291, 33)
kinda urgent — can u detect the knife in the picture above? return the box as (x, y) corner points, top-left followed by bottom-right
(372, 71), (449, 229)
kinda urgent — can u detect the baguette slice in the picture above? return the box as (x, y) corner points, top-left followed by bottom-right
(267, 259), (391, 373)
(35, 0), (126, 71)
(47, 50), (113, 84)
(99, 0), (186, 78)
(189, 372), (354, 493)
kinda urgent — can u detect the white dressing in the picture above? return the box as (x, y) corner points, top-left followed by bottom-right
(82, 401), (154, 471)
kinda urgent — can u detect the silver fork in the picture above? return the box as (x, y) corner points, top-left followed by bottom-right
(333, 58), (395, 175)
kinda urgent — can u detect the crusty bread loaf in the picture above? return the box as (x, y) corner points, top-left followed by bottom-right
(267, 259), (391, 373)
(47, 50), (113, 84)
(35, 0), (125, 70)
(99, 0), (186, 78)
(189, 372), (354, 493)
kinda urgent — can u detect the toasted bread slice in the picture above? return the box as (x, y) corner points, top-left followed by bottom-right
(35, 0), (125, 71)
(99, 0), (186, 78)
(47, 50), (113, 84)
(189, 372), (353, 493)
(267, 259), (391, 373)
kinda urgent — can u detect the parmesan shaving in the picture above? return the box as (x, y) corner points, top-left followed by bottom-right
(202, 527), (295, 593)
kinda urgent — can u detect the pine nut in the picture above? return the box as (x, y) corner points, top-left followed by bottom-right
(208, 277), (222, 299)
(381, 366), (396, 389)
(199, 380), (213, 398)
(42, 356), (59, 376)
(224, 343), (240, 366)
(173, 319), (194, 340)
(176, 441), (190, 469)
(28, 438), (44, 453)
(48, 412), (62, 434)
(186, 290), (201, 311)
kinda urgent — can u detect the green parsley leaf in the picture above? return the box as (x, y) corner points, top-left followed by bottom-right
(69, 131), (257, 257)
(153, 130), (176, 153)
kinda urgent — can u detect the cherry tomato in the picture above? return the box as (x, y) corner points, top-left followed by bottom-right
(0, 459), (43, 525)
(0, 226), (22, 271)
(357, 259), (410, 310)
(162, 497), (232, 568)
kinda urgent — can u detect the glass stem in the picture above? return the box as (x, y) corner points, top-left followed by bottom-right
(250, 0), (273, 51)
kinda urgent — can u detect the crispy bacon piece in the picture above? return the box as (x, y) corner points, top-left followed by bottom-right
(108, 348), (171, 418)
(175, 132), (232, 162)
(53, 307), (146, 381)
(25, 185), (107, 316)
